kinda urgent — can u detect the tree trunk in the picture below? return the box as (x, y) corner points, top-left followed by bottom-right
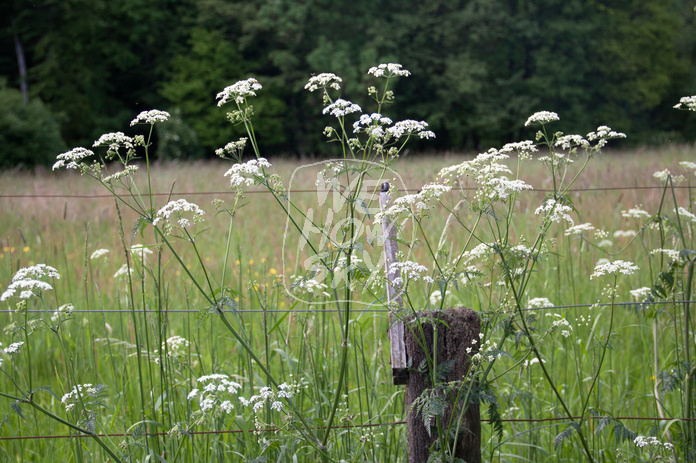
(13, 22), (28, 105)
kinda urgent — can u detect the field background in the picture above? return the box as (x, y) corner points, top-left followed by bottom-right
(0, 146), (694, 462)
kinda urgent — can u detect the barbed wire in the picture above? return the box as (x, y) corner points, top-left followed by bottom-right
(1, 415), (694, 441)
(2, 299), (692, 316)
(0, 184), (692, 200)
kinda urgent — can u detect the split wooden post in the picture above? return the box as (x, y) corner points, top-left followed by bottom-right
(403, 308), (481, 463)
(380, 181), (481, 462)
(380, 181), (409, 385)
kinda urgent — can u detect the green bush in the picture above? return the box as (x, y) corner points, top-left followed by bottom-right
(0, 81), (66, 168)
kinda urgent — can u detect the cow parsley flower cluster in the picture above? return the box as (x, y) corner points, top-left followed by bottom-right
(217, 78), (262, 106)
(153, 199), (206, 230)
(90, 249), (109, 260)
(633, 435), (674, 451)
(586, 125), (626, 144)
(565, 223), (595, 236)
(545, 313), (573, 337)
(630, 287), (652, 302)
(429, 289), (451, 306)
(525, 111), (560, 126)
(353, 113), (393, 137)
(674, 95), (696, 111)
(375, 183), (451, 222)
(4, 341), (24, 355)
(1, 264), (60, 302)
(458, 243), (493, 266)
(188, 374), (242, 415)
(621, 206), (650, 220)
(323, 99), (362, 118)
(51, 303), (74, 323)
(555, 134), (590, 150)
(239, 383), (293, 413)
(290, 276), (330, 298)
(93, 132), (140, 160)
(130, 109), (170, 126)
(650, 248), (683, 263)
(528, 297), (554, 309)
(439, 148), (533, 207)
(224, 157), (272, 189)
(131, 244), (153, 262)
(367, 63), (411, 78)
(52, 147), (95, 171)
(305, 73), (342, 92)
(676, 207), (696, 222)
(61, 383), (107, 413)
(153, 336), (190, 363)
(590, 260), (639, 279)
(387, 120), (435, 139)
(387, 261), (431, 286)
(535, 199), (574, 225)
(215, 138), (247, 159)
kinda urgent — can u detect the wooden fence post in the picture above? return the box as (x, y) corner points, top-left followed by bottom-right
(380, 181), (481, 462)
(380, 181), (409, 385)
(403, 308), (481, 463)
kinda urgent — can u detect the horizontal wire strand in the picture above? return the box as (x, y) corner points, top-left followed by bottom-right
(2, 415), (694, 441)
(3, 300), (693, 315)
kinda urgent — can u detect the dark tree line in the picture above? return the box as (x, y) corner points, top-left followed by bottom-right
(1, 0), (695, 166)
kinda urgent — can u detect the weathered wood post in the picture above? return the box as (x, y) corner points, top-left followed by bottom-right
(380, 182), (481, 463)
(403, 308), (481, 463)
(380, 181), (409, 385)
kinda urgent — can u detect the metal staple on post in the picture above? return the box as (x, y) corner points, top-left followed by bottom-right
(379, 181), (409, 385)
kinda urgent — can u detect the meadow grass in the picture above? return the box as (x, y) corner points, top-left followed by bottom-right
(0, 144), (693, 462)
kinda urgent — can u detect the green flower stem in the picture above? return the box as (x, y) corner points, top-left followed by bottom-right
(0, 391), (123, 463)
(153, 225), (325, 455)
(580, 281), (616, 418)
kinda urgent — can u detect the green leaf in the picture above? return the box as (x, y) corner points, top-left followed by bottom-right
(554, 422), (580, 449)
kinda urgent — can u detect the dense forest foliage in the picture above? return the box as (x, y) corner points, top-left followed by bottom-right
(1, 0), (695, 166)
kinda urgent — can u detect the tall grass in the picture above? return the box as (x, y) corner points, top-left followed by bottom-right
(0, 70), (695, 462)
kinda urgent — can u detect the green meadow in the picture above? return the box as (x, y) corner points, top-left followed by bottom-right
(0, 144), (694, 462)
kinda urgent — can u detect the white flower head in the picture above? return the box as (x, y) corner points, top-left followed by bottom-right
(60, 383), (106, 412)
(1, 264), (60, 302)
(4, 341), (24, 355)
(674, 95), (696, 111)
(93, 132), (137, 155)
(679, 161), (696, 172)
(622, 206), (650, 220)
(130, 244), (154, 262)
(215, 138), (247, 159)
(51, 303), (74, 323)
(153, 199), (206, 229)
(130, 110), (170, 126)
(590, 260), (639, 279)
(224, 157), (272, 189)
(528, 297), (554, 309)
(630, 287), (652, 301)
(113, 264), (133, 279)
(525, 111), (559, 126)
(353, 113), (393, 136)
(217, 78), (262, 106)
(387, 120), (435, 139)
(90, 249), (109, 260)
(322, 99), (362, 118)
(565, 223), (595, 236)
(535, 198), (574, 225)
(367, 63), (411, 78)
(53, 147), (95, 171)
(586, 125), (626, 142)
(305, 73), (343, 92)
